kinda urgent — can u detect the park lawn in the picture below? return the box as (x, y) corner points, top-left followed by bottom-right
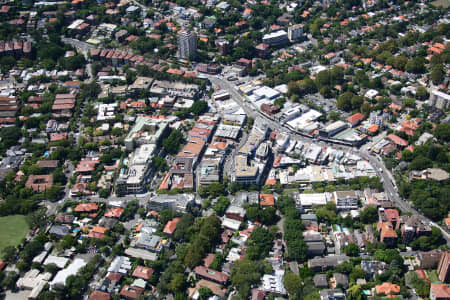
(0, 215), (29, 259)
(426, 270), (441, 283)
(431, 0), (450, 7)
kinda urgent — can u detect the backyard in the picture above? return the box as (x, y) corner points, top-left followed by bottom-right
(0, 215), (29, 258)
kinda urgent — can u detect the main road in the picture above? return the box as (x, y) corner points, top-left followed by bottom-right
(207, 74), (450, 245)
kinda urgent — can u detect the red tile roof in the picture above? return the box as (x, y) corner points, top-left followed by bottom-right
(444, 218), (450, 227)
(203, 253), (215, 268)
(104, 207), (124, 218)
(432, 284), (450, 299)
(88, 226), (107, 239)
(259, 194), (275, 206)
(50, 132), (68, 142)
(346, 112), (365, 124)
(25, 174), (54, 192)
(376, 282), (401, 295)
(89, 290), (111, 300)
(163, 217), (180, 235)
(387, 134), (408, 147)
(194, 266), (228, 284)
(74, 203), (98, 212)
(120, 285), (144, 299)
(384, 209), (399, 222)
(367, 124), (379, 133)
(107, 272), (122, 282)
(75, 158), (98, 173)
(132, 266), (153, 280)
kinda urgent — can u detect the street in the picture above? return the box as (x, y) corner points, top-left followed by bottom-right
(206, 73), (450, 245)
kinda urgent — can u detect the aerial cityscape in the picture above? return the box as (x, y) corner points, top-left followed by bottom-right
(0, 0), (449, 299)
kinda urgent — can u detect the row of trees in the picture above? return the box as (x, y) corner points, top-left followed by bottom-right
(277, 195), (308, 262)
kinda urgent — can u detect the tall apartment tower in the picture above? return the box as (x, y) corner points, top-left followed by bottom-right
(437, 252), (450, 283)
(177, 30), (197, 60)
(288, 24), (304, 42)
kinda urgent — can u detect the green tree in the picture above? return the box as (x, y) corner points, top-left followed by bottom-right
(163, 130), (184, 154)
(1, 271), (18, 290)
(415, 86), (429, 100)
(347, 284), (363, 300)
(430, 65), (444, 85)
(152, 156), (168, 171)
(212, 196), (230, 216)
(190, 100), (208, 116)
(435, 123), (450, 142)
(1, 246), (17, 263)
(409, 156), (433, 170)
(344, 243), (360, 256)
(198, 287), (212, 300)
(169, 273), (186, 292)
(351, 95), (364, 110)
(405, 57), (426, 74)
(360, 206), (378, 224)
(283, 272), (303, 299)
(337, 91), (354, 111)
(230, 259), (266, 299)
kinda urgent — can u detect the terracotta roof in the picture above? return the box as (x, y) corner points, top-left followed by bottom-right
(107, 272), (122, 282)
(50, 132), (68, 142)
(259, 194), (275, 206)
(89, 290), (111, 300)
(367, 124), (379, 133)
(384, 209), (399, 222)
(376, 282), (401, 295)
(74, 203), (98, 212)
(88, 226), (107, 239)
(194, 266), (228, 284)
(445, 218), (450, 227)
(177, 137), (205, 157)
(166, 68), (184, 75)
(75, 159), (98, 173)
(104, 207), (124, 218)
(25, 174), (54, 192)
(251, 289), (266, 300)
(431, 284), (450, 299)
(120, 285), (144, 299)
(347, 112), (364, 124)
(163, 217), (180, 235)
(189, 279), (227, 299)
(387, 134), (408, 147)
(132, 266), (153, 280)
(203, 253), (215, 268)
(378, 222), (397, 240)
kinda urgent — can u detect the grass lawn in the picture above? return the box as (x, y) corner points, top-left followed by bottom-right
(0, 215), (29, 258)
(426, 270), (441, 283)
(431, 0), (450, 7)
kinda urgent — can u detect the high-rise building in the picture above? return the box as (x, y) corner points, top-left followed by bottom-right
(177, 30), (197, 60)
(437, 252), (450, 283)
(288, 24), (304, 42)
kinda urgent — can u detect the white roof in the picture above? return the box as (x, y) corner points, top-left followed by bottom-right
(68, 19), (84, 30)
(299, 193), (330, 206)
(222, 217), (241, 231)
(253, 86), (280, 99)
(365, 89), (379, 99)
(51, 259), (87, 288)
(263, 30), (287, 40)
(44, 255), (69, 269)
